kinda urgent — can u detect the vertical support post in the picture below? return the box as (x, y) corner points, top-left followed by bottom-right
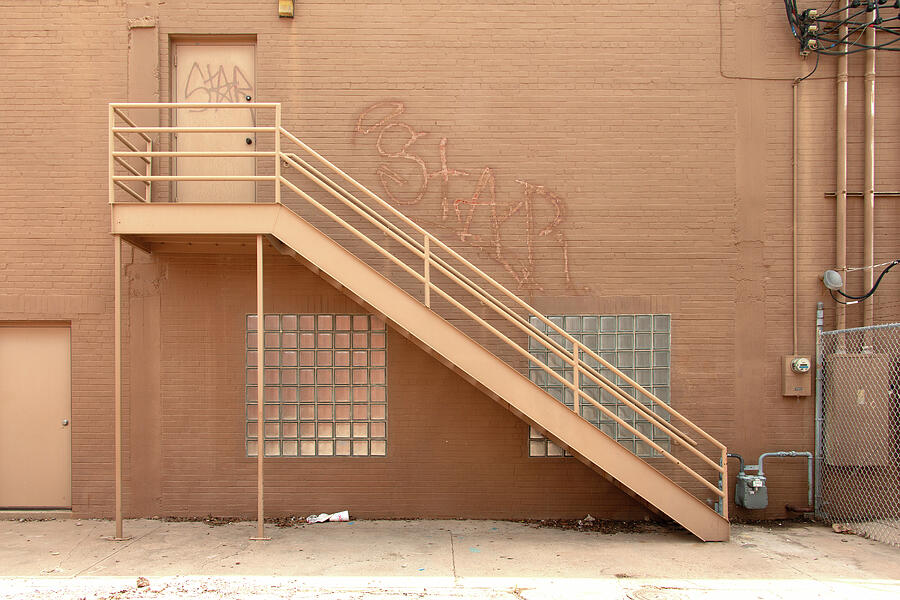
(572, 343), (579, 416)
(252, 235), (269, 540)
(274, 104), (282, 205)
(863, 23), (876, 327)
(114, 235), (123, 539)
(145, 138), (152, 203)
(108, 105), (115, 205)
(423, 235), (431, 308)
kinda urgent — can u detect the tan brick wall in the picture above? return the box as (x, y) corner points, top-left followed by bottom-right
(1, 0), (898, 520)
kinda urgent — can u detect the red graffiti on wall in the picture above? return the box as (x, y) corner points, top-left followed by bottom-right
(354, 102), (574, 291)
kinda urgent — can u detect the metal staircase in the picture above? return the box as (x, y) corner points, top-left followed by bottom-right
(109, 102), (730, 541)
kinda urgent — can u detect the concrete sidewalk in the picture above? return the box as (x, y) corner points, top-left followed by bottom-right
(1, 518), (898, 599)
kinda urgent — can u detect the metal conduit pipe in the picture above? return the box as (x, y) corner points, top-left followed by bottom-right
(757, 451), (814, 509)
(793, 80), (799, 355)
(863, 21), (876, 326)
(836, 0), (849, 331)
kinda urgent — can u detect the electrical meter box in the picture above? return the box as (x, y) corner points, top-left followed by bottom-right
(735, 472), (768, 509)
(783, 355), (812, 397)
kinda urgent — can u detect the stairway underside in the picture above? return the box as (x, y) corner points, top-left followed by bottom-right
(112, 202), (730, 542)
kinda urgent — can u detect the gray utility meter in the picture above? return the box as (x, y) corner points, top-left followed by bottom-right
(735, 472), (768, 510)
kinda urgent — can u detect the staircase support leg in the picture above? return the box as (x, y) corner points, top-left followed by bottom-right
(252, 235), (269, 540)
(114, 235), (124, 540)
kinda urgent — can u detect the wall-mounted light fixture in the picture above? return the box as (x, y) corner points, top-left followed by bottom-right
(822, 270), (844, 290)
(279, 0), (294, 18)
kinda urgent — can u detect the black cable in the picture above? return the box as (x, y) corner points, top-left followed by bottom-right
(831, 260), (900, 304)
(830, 289), (857, 305)
(795, 51), (821, 81)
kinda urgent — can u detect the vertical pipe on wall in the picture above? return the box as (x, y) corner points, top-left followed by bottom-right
(835, 0), (849, 331)
(792, 81), (799, 355)
(863, 23), (876, 326)
(114, 235), (123, 539)
(253, 234), (268, 540)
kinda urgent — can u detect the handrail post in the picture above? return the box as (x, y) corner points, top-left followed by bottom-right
(424, 235), (431, 308)
(144, 137), (152, 203)
(572, 343), (580, 416)
(274, 104), (282, 204)
(108, 104), (115, 204)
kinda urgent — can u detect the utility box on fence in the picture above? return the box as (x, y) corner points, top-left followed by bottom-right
(824, 353), (893, 467)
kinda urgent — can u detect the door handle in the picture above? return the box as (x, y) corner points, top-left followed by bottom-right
(61, 419), (69, 427)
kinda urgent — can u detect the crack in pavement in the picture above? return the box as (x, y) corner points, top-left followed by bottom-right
(73, 522), (165, 577)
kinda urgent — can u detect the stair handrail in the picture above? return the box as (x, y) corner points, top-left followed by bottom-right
(276, 133), (727, 501)
(279, 155), (730, 487)
(277, 128), (726, 454)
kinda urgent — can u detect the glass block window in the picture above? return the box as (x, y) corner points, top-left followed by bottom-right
(527, 314), (671, 458)
(246, 313), (387, 457)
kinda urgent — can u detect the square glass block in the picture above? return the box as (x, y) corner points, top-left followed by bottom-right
(617, 316), (634, 332)
(653, 315), (670, 332)
(600, 316), (617, 332)
(635, 315), (653, 332)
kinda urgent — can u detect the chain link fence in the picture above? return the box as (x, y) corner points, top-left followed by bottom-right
(817, 323), (900, 546)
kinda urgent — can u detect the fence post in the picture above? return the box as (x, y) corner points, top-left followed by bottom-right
(814, 302), (824, 517)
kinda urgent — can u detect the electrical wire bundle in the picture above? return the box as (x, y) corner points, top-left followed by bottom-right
(784, 0), (900, 55)
(830, 260), (900, 305)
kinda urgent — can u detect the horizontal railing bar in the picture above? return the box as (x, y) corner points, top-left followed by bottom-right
(112, 126), (275, 133)
(113, 180), (148, 203)
(110, 102), (279, 108)
(113, 151), (276, 158)
(277, 170), (722, 490)
(112, 108), (153, 143)
(278, 128), (722, 451)
(114, 175), (276, 181)
(281, 149), (701, 451)
(113, 133), (152, 164)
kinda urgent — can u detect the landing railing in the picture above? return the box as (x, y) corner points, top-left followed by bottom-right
(109, 102), (728, 518)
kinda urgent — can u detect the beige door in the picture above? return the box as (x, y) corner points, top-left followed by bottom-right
(174, 43), (256, 203)
(0, 326), (71, 508)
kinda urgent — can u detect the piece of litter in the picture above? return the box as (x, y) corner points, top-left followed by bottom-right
(469, 547), (480, 553)
(418, 568), (425, 571)
(50, 551), (59, 556)
(584, 514), (595, 522)
(306, 510), (349, 524)
(832, 523), (855, 535)
(136, 577), (150, 588)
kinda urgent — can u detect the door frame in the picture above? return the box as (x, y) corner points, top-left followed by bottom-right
(169, 35), (258, 203)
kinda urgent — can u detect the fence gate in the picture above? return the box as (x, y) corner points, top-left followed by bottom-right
(816, 323), (900, 546)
